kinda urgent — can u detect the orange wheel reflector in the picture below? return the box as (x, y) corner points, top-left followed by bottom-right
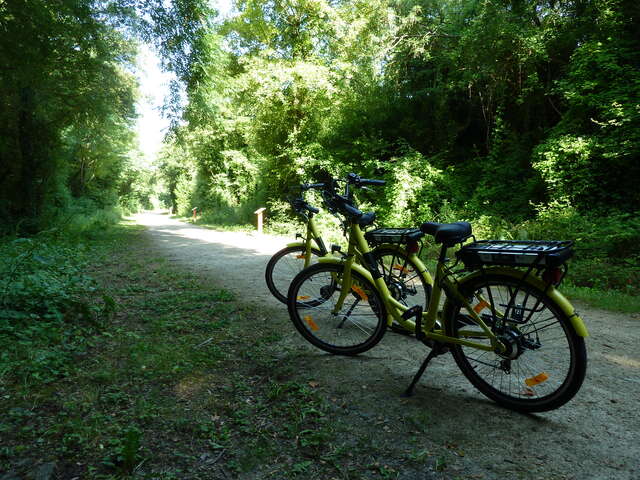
(520, 387), (536, 397)
(473, 299), (490, 313)
(525, 372), (549, 387)
(304, 315), (319, 331)
(296, 255), (305, 259)
(351, 285), (368, 301)
(297, 295), (310, 300)
(392, 264), (412, 274)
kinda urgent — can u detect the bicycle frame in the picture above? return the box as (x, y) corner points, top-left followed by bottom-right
(320, 221), (511, 352)
(321, 220), (589, 351)
(286, 214), (327, 268)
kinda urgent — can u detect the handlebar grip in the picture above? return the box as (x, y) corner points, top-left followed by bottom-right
(345, 173), (385, 187)
(308, 205), (320, 214)
(360, 179), (386, 186)
(301, 182), (326, 190)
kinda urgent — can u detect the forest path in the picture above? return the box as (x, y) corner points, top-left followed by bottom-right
(134, 211), (639, 480)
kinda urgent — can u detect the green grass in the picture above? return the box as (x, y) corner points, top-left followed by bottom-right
(175, 214), (255, 233)
(0, 222), (408, 479)
(563, 283), (640, 314)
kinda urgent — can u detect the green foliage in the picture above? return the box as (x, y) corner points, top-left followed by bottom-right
(534, 34), (640, 209)
(118, 165), (158, 214)
(522, 201), (640, 291)
(375, 147), (448, 227)
(101, 426), (143, 475)
(0, 234), (112, 384)
(0, 0), (144, 234)
(147, 0), (640, 294)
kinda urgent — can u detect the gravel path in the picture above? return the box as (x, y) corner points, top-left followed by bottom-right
(135, 212), (640, 480)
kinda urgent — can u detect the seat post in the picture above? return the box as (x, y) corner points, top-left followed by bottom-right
(438, 243), (449, 263)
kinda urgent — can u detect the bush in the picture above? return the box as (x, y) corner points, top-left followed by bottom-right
(0, 234), (113, 384)
(515, 201), (640, 292)
(524, 201), (640, 258)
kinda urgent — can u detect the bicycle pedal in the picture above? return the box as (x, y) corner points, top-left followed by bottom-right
(401, 305), (422, 321)
(401, 305), (425, 340)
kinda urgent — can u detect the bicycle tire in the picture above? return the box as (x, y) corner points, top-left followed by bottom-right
(372, 248), (432, 309)
(265, 245), (323, 304)
(445, 273), (587, 412)
(287, 263), (387, 355)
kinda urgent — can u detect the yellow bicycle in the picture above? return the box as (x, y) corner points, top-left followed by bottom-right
(286, 174), (588, 412)
(265, 181), (432, 320)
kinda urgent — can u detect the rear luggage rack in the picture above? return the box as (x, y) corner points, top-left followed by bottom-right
(365, 228), (423, 245)
(457, 240), (573, 269)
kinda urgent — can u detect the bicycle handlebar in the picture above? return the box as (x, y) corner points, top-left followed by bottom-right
(361, 179), (385, 186)
(291, 197), (319, 215)
(342, 201), (364, 219)
(301, 182), (326, 191)
(346, 173), (386, 187)
(294, 173), (385, 222)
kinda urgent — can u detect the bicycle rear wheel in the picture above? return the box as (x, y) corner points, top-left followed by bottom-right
(265, 245), (322, 303)
(446, 273), (587, 412)
(372, 248), (432, 310)
(287, 263), (387, 355)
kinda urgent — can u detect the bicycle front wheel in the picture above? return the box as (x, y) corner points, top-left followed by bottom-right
(287, 263), (387, 355)
(265, 245), (322, 303)
(446, 273), (587, 412)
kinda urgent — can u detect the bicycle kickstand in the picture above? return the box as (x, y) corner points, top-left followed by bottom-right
(402, 342), (449, 397)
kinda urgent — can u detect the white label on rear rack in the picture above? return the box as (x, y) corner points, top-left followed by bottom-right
(478, 252), (546, 265)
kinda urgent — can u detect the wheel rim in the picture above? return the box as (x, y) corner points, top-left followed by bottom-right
(454, 280), (577, 404)
(269, 248), (318, 301)
(292, 267), (384, 350)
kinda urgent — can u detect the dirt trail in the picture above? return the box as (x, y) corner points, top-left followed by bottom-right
(135, 212), (639, 480)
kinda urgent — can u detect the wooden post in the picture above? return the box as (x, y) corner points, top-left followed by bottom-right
(254, 207), (266, 234)
(192, 207), (198, 221)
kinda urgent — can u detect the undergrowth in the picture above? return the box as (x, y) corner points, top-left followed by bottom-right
(0, 223), (380, 478)
(0, 232), (114, 385)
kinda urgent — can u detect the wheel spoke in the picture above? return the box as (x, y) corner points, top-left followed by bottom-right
(288, 264), (386, 355)
(449, 275), (586, 412)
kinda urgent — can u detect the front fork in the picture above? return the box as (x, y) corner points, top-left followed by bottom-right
(295, 217), (327, 268)
(331, 254), (356, 314)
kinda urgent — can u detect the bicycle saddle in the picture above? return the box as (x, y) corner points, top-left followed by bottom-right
(358, 212), (376, 227)
(341, 202), (376, 227)
(420, 221), (472, 246)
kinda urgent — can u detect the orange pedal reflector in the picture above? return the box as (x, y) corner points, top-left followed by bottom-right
(297, 295), (310, 300)
(525, 372), (549, 387)
(351, 285), (368, 301)
(296, 255), (305, 259)
(473, 299), (490, 313)
(304, 315), (319, 331)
